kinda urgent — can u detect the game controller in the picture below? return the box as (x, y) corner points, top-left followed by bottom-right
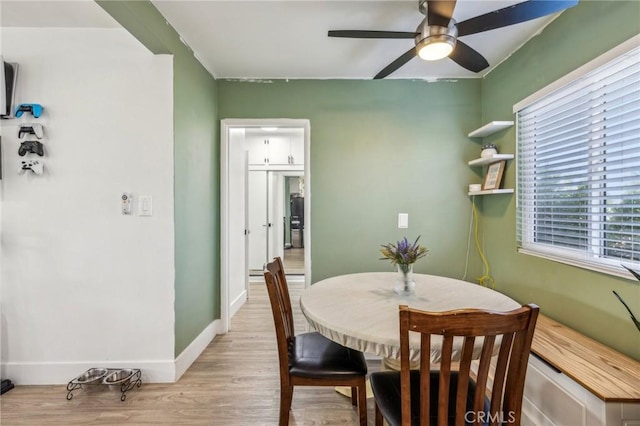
(18, 140), (44, 156)
(15, 104), (44, 118)
(19, 160), (44, 175)
(18, 123), (44, 139)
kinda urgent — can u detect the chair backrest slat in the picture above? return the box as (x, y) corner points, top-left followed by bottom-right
(503, 322), (538, 424)
(419, 333), (431, 426)
(472, 335), (496, 424)
(489, 333), (514, 424)
(398, 304), (539, 426)
(400, 306), (413, 426)
(438, 336), (454, 426)
(454, 336), (475, 426)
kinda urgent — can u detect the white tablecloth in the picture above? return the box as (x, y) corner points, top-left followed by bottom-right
(300, 272), (521, 362)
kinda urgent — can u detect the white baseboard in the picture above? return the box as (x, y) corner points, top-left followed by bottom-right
(174, 319), (222, 381)
(229, 290), (247, 319)
(3, 319), (224, 385)
(2, 359), (176, 385)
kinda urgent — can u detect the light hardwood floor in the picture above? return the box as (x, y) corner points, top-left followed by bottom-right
(1, 281), (380, 425)
(283, 248), (304, 275)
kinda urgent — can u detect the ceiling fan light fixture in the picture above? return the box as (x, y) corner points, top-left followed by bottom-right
(417, 36), (455, 60)
(415, 16), (458, 61)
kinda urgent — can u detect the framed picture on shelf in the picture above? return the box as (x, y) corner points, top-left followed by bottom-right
(482, 160), (506, 190)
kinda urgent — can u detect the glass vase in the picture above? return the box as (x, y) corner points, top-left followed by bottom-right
(394, 264), (415, 295)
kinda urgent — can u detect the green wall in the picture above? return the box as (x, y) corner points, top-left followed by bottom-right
(219, 79), (484, 282)
(96, 1), (220, 357)
(99, 0), (639, 361)
(481, 0), (640, 359)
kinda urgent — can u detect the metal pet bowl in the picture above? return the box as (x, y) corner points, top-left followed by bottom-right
(103, 369), (135, 385)
(75, 368), (108, 384)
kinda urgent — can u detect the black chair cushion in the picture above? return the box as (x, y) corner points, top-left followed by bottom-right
(370, 370), (490, 426)
(289, 332), (367, 378)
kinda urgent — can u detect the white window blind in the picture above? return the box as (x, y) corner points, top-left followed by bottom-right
(516, 45), (640, 276)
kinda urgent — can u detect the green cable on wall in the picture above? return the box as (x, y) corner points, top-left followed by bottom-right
(472, 196), (496, 289)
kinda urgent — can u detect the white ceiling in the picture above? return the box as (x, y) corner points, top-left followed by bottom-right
(0, 1), (119, 29)
(1, 0), (564, 80)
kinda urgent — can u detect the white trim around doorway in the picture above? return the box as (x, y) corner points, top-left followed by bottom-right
(220, 118), (311, 334)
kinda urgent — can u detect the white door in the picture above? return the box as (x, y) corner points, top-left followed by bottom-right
(243, 152), (250, 297)
(248, 170), (269, 270)
(228, 129), (249, 318)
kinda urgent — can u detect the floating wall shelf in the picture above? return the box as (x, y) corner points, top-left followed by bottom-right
(468, 121), (514, 138)
(468, 154), (515, 167)
(468, 189), (515, 196)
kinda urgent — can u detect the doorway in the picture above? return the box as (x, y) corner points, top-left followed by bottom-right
(247, 171), (305, 276)
(221, 119), (311, 333)
(283, 175), (305, 275)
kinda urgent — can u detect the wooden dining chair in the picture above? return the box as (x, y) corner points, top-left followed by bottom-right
(263, 257), (368, 426)
(370, 304), (539, 426)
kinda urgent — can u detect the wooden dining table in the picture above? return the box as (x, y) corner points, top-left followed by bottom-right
(299, 272), (522, 368)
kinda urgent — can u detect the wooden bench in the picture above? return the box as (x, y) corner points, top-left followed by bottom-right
(523, 314), (640, 425)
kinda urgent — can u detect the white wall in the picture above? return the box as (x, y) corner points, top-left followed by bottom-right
(0, 28), (175, 384)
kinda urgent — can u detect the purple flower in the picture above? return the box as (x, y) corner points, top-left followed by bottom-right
(380, 235), (429, 266)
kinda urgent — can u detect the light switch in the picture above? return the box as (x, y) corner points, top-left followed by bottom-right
(139, 195), (153, 217)
(398, 213), (408, 228)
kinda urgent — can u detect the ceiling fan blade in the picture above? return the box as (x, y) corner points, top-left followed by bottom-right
(374, 47), (417, 79)
(457, 0), (579, 37)
(427, 0), (457, 27)
(449, 40), (489, 73)
(328, 30), (418, 39)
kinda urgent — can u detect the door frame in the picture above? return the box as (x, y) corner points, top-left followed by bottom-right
(220, 118), (311, 333)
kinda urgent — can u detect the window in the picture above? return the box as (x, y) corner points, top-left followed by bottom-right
(515, 40), (640, 277)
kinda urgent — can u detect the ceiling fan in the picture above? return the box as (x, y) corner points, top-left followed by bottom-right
(328, 0), (578, 79)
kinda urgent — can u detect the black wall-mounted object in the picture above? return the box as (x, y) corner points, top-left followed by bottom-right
(1, 61), (18, 119)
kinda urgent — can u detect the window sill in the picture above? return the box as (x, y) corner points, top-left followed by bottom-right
(517, 248), (639, 281)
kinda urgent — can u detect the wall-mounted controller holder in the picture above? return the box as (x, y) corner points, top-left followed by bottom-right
(121, 193), (132, 215)
(15, 103), (44, 118)
(18, 123), (44, 139)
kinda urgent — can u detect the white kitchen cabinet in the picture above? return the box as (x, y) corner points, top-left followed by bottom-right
(245, 133), (304, 166)
(246, 135), (270, 165)
(290, 134), (304, 165)
(268, 136), (294, 165)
